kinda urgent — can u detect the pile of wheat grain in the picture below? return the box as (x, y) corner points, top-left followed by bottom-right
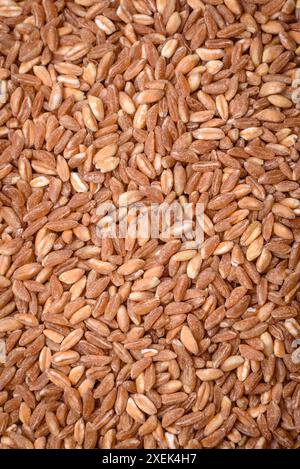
(0, 0), (300, 449)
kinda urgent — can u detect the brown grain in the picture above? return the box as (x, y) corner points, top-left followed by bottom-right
(0, 0), (300, 451)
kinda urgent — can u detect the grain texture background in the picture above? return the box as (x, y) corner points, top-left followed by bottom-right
(0, 0), (300, 449)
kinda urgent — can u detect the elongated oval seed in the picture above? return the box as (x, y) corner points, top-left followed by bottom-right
(180, 326), (199, 355)
(133, 394), (157, 415)
(1, 0), (299, 451)
(196, 369), (224, 381)
(0, 318), (22, 332)
(221, 356), (245, 371)
(60, 329), (84, 352)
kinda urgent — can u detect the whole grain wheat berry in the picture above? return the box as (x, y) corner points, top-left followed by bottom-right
(0, 0), (300, 450)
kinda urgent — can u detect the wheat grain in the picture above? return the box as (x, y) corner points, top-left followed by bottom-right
(0, 0), (300, 450)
